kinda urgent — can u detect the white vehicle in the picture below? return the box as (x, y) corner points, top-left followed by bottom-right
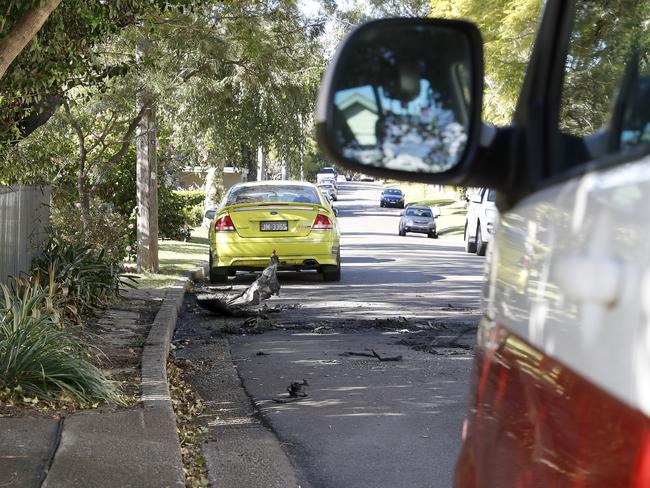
(316, 5), (650, 484)
(464, 188), (497, 256)
(316, 167), (338, 185)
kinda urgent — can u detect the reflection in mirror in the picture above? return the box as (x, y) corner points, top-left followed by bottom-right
(205, 209), (216, 220)
(332, 24), (473, 173)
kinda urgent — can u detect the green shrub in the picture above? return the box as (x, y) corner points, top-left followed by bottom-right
(0, 284), (117, 403)
(51, 199), (131, 261)
(174, 190), (205, 209)
(183, 204), (204, 228)
(32, 234), (136, 315)
(159, 187), (190, 241)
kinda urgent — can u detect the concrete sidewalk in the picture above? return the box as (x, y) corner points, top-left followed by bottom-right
(0, 282), (190, 488)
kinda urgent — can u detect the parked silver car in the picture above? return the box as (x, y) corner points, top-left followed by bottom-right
(398, 205), (437, 238)
(318, 182), (338, 201)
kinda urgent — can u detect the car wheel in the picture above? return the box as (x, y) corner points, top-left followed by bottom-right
(399, 227), (406, 236)
(228, 269), (237, 276)
(428, 230), (438, 239)
(464, 222), (477, 253)
(476, 223), (487, 256)
(380, 202), (384, 207)
(209, 266), (229, 284)
(322, 255), (341, 282)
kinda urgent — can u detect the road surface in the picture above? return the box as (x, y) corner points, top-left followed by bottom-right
(175, 181), (486, 488)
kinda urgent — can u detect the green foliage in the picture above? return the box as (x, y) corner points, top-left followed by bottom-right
(153, 2), (325, 178)
(32, 233), (136, 316)
(559, 0), (650, 136)
(50, 199), (132, 262)
(159, 187), (190, 241)
(183, 204), (205, 228)
(0, 0), (207, 142)
(430, 0), (650, 136)
(0, 283), (117, 403)
(174, 190), (204, 208)
(430, 0), (544, 125)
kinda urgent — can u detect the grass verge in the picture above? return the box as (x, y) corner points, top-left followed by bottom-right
(125, 227), (209, 289)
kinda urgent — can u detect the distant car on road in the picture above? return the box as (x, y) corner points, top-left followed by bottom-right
(318, 182), (338, 201)
(336, 174), (346, 182)
(316, 167), (338, 185)
(399, 205), (437, 238)
(320, 177), (337, 189)
(464, 187), (497, 256)
(380, 188), (405, 208)
(360, 174), (375, 182)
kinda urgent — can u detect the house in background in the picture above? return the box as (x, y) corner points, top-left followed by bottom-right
(178, 166), (248, 191)
(335, 92), (379, 146)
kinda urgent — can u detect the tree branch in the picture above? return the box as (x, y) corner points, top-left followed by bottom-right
(87, 112), (118, 155)
(63, 99), (87, 176)
(106, 105), (147, 166)
(0, 0), (62, 80)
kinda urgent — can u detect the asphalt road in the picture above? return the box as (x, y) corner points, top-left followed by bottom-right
(177, 181), (486, 488)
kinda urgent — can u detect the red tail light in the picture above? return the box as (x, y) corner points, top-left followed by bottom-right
(215, 214), (235, 232)
(312, 214), (333, 230)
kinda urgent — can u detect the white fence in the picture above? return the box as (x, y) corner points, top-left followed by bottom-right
(0, 185), (51, 285)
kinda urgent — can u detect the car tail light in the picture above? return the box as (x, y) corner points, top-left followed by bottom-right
(215, 214), (235, 232)
(312, 214), (333, 230)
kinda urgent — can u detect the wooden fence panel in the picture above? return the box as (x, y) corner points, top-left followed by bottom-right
(0, 185), (51, 285)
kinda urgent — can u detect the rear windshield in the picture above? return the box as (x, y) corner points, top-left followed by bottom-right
(406, 207), (432, 218)
(225, 185), (321, 206)
(384, 189), (402, 195)
(320, 168), (336, 173)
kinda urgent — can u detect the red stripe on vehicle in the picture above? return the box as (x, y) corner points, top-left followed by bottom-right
(455, 323), (650, 487)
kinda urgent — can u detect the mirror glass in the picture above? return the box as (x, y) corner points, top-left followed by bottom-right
(331, 23), (474, 173)
(205, 209), (216, 220)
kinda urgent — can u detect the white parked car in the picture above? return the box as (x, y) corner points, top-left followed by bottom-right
(464, 188), (497, 256)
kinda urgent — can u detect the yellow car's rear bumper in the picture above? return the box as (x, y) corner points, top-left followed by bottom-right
(211, 233), (340, 269)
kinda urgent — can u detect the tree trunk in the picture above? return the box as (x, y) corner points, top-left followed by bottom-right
(257, 147), (266, 181)
(242, 145), (256, 181)
(0, 0), (62, 80)
(136, 94), (159, 273)
(204, 166), (224, 212)
(280, 160), (288, 180)
(64, 100), (90, 235)
(77, 171), (90, 236)
(135, 37), (158, 273)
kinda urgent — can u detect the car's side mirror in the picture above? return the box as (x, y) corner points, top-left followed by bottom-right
(204, 209), (216, 220)
(333, 207), (339, 217)
(316, 18), (483, 184)
(432, 207), (441, 218)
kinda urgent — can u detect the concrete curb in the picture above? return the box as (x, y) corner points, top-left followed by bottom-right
(140, 263), (208, 487)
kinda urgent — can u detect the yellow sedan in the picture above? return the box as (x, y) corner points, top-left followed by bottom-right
(208, 181), (341, 283)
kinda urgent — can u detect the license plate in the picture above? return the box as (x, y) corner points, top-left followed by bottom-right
(260, 220), (288, 232)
